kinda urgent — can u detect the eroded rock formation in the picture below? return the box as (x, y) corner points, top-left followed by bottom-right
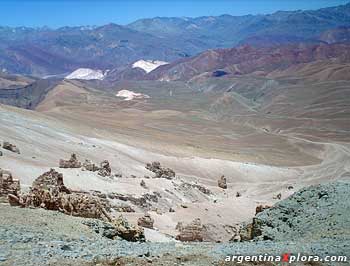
(2, 141), (20, 154)
(0, 169), (20, 197)
(98, 160), (111, 177)
(176, 218), (204, 242)
(59, 154), (82, 168)
(255, 204), (271, 215)
(218, 175), (227, 189)
(8, 169), (111, 221)
(112, 215), (145, 242)
(137, 213), (154, 229)
(145, 161), (175, 180)
(82, 160), (99, 172)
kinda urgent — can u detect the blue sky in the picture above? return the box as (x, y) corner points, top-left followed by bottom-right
(1, 0), (349, 28)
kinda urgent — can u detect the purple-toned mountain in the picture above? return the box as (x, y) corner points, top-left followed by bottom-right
(320, 26), (350, 44)
(145, 43), (350, 81)
(1, 2), (350, 76)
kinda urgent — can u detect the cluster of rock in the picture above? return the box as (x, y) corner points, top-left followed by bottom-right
(108, 191), (160, 211)
(1, 141), (20, 154)
(176, 218), (204, 242)
(218, 175), (227, 189)
(1, 168), (147, 242)
(0, 169), (20, 197)
(145, 162), (175, 180)
(179, 182), (212, 195)
(59, 154), (111, 177)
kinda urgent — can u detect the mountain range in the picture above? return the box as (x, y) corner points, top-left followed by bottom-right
(1, 2), (350, 77)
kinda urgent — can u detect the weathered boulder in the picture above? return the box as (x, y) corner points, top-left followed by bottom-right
(218, 175), (227, 189)
(0, 169), (20, 197)
(98, 160), (111, 177)
(59, 154), (82, 168)
(2, 141), (20, 154)
(176, 218), (204, 242)
(137, 213), (154, 229)
(82, 160), (99, 172)
(112, 215), (145, 242)
(145, 161), (175, 179)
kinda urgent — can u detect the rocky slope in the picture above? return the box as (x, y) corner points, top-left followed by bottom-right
(240, 181), (350, 244)
(0, 181), (348, 266)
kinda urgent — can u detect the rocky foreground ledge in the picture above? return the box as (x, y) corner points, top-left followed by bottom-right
(0, 180), (349, 265)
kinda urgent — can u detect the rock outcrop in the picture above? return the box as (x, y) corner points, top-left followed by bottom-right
(176, 218), (204, 242)
(59, 154), (82, 168)
(0, 169), (20, 197)
(218, 175), (227, 189)
(2, 141), (20, 154)
(137, 213), (154, 229)
(240, 181), (350, 242)
(98, 160), (111, 177)
(112, 215), (145, 242)
(145, 162), (175, 180)
(8, 169), (111, 221)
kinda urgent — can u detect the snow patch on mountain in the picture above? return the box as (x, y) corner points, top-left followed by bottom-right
(65, 68), (105, 80)
(132, 60), (168, 73)
(116, 90), (150, 101)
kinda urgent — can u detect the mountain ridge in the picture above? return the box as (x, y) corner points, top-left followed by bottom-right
(1, 2), (350, 76)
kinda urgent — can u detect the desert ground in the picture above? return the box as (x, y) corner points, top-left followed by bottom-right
(1, 69), (349, 243)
